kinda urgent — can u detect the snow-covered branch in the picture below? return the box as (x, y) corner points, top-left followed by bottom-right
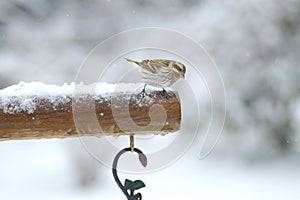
(0, 82), (181, 141)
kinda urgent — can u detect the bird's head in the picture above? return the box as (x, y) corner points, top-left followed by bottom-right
(172, 62), (186, 79)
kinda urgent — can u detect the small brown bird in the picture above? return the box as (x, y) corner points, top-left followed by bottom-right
(125, 58), (186, 93)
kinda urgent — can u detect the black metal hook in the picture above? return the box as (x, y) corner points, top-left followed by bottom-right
(112, 147), (147, 200)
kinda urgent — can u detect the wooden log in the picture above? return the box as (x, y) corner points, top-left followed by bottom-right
(0, 83), (181, 141)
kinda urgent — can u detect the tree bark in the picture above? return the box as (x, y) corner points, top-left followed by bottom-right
(0, 91), (181, 141)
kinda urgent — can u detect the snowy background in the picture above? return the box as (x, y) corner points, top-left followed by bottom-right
(0, 0), (300, 199)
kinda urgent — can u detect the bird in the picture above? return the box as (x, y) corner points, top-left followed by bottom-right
(125, 58), (186, 95)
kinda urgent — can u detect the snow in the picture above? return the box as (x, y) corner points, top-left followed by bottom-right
(0, 0), (299, 199)
(0, 81), (110, 97)
(0, 81), (150, 114)
(0, 140), (299, 200)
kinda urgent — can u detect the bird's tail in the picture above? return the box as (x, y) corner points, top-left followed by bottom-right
(124, 58), (139, 65)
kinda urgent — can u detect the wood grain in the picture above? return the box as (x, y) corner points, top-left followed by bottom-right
(0, 91), (181, 141)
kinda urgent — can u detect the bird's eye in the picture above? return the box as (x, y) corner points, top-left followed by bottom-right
(174, 64), (182, 72)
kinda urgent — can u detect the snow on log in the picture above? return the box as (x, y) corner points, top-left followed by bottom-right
(0, 82), (181, 141)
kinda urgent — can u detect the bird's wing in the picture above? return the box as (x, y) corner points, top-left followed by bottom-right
(139, 59), (171, 73)
(148, 59), (171, 67)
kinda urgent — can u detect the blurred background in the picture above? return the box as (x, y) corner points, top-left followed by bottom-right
(0, 0), (300, 199)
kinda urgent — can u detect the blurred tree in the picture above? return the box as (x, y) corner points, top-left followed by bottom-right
(196, 0), (300, 159)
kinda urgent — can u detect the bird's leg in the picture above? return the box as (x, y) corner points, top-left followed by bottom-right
(142, 84), (147, 94)
(140, 84), (147, 99)
(162, 88), (169, 99)
(136, 84), (147, 105)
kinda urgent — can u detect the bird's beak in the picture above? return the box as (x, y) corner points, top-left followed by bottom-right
(182, 74), (185, 79)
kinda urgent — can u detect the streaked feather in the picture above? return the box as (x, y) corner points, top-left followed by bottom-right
(125, 58), (186, 88)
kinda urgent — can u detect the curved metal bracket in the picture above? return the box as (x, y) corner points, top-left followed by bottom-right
(112, 147), (148, 200)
